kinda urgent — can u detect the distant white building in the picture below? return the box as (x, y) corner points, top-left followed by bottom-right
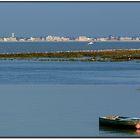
(46, 36), (70, 41)
(3, 33), (17, 41)
(4, 37), (17, 42)
(41, 37), (46, 41)
(28, 37), (42, 41)
(11, 33), (15, 38)
(96, 37), (108, 41)
(135, 37), (140, 41)
(19, 38), (26, 41)
(119, 37), (132, 41)
(75, 36), (93, 41)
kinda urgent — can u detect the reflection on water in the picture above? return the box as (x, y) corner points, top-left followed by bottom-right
(0, 60), (140, 137)
(0, 85), (139, 137)
(99, 126), (140, 137)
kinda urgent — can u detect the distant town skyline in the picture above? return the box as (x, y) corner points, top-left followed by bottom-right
(1, 33), (140, 42)
(0, 2), (140, 37)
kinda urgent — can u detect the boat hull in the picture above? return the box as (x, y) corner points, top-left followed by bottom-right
(99, 117), (140, 129)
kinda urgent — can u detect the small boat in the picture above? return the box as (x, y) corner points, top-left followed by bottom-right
(99, 115), (140, 129)
(88, 42), (94, 45)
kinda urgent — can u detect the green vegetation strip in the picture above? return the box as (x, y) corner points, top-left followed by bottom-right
(0, 49), (140, 61)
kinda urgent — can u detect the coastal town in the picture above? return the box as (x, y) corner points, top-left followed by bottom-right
(1, 33), (140, 42)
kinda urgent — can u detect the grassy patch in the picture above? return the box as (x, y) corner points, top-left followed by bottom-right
(0, 49), (140, 62)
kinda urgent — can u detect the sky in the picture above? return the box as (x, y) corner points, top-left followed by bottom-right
(0, 2), (140, 37)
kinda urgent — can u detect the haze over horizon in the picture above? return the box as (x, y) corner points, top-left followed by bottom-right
(0, 2), (140, 37)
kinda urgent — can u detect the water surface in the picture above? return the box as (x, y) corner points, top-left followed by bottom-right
(0, 60), (140, 137)
(0, 41), (140, 53)
(0, 85), (140, 137)
(0, 60), (140, 85)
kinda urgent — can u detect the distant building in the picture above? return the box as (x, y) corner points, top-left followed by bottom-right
(19, 38), (26, 41)
(0, 38), (4, 41)
(28, 37), (42, 41)
(41, 37), (46, 41)
(46, 36), (70, 41)
(119, 37), (132, 41)
(3, 33), (17, 41)
(4, 37), (17, 42)
(11, 33), (15, 38)
(108, 35), (119, 40)
(135, 37), (140, 41)
(96, 37), (108, 41)
(75, 36), (93, 41)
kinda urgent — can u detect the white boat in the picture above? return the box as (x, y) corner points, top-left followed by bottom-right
(88, 42), (94, 45)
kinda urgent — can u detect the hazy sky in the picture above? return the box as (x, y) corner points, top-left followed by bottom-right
(0, 2), (140, 37)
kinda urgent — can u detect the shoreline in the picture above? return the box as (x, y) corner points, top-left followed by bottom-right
(1, 40), (140, 43)
(0, 49), (140, 62)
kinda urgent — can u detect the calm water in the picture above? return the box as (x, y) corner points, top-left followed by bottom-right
(0, 60), (140, 137)
(0, 60), (140, 85)
(0, 41), (140, 53)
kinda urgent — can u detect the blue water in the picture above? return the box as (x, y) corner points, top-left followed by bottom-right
(0, 85), (140, 137)
(0, 41), (140, 137)
(0, 60), (140, 85)
(0, 41), (140, 53)
(0, 60), (140, 137)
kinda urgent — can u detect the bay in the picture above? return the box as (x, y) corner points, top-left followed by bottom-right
(0, 85), (139, 137)
(0, 60), (140, 137)
(0, 60), (140, 85)
(0, 41), (140, 53)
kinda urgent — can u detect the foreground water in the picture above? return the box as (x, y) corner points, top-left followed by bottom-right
(0, 85), (140, 137)
(0, 60), (140, 137)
